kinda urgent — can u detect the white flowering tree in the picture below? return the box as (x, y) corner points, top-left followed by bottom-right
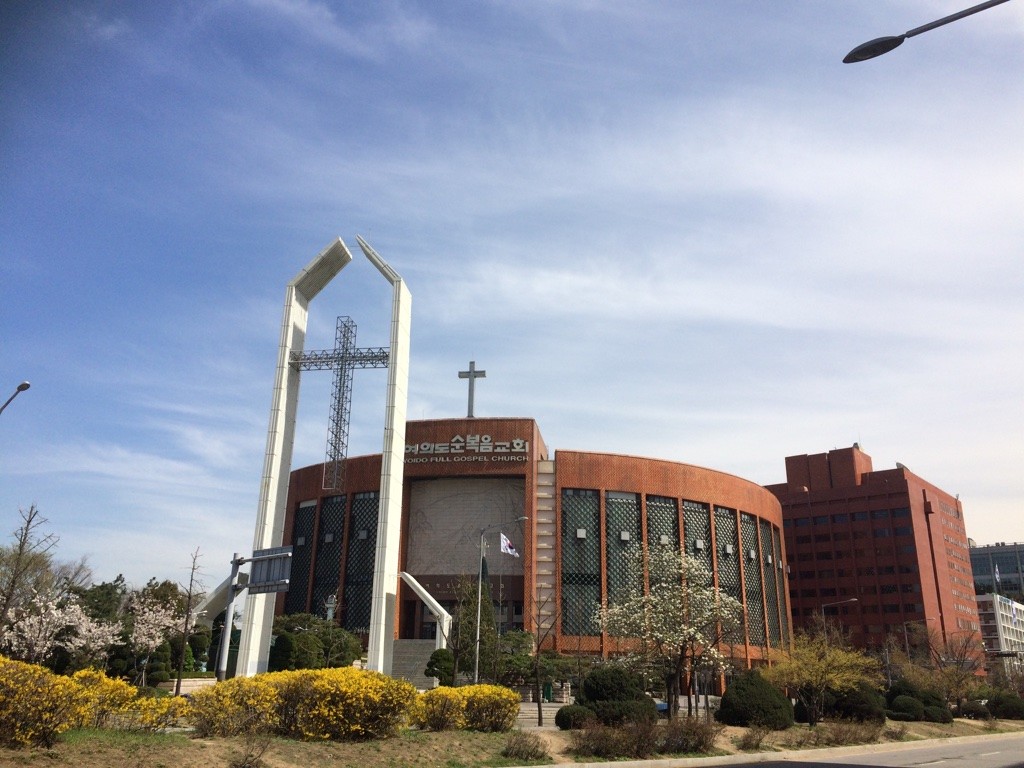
(127, 592), (179, 686)
(597, 545), (744, 719)
(1, 591), (119, 667)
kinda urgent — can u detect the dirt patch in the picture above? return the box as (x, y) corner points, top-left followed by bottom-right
(3, 719), (1022, 768)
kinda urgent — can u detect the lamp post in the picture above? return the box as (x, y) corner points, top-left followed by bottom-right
(821, 597), (859, 619)
(474, 516), (527, 684)
(0, 381), (30, 417)
(843, 0), (1011, 63)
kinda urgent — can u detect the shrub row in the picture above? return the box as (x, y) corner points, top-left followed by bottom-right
(0, 656), (186, 748)
(409, 684), (520, 732)
(189, 667), (417, 740)
(569, 717), (722, 759)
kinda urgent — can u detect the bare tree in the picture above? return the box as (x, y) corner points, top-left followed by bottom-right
(174, 548), (205, 695)
(0, 506), (61, 629)
(926, 629), (985, 709)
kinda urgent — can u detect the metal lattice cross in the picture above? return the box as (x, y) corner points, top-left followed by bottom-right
(291, 316), (389, 489)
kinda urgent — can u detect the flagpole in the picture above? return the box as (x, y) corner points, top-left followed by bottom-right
(473, 517), (528, 685)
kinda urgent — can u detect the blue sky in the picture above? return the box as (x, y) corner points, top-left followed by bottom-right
(2, 1), (1022, 589)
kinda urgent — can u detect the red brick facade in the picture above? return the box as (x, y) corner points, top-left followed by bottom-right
(280, 417), (788, 669)
(768, 445), (979, 652)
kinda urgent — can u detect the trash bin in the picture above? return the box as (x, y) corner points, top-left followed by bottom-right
(543, 682), (553, 702)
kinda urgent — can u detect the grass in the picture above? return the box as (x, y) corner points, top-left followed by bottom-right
(3, 718), (1024, 768)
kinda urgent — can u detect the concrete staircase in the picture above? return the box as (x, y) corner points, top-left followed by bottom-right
(391, 639), (438, 690)
(516, 701), (564, 728)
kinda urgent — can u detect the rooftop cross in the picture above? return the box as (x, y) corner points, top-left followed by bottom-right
(458, 360), (486, 418)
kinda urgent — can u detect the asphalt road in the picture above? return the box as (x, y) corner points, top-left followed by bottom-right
(547, 731), (1024, 768)
(744, 731), (1024, 768)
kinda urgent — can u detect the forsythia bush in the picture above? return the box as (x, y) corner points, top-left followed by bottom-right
(188, 675), (281, 737)
(134, 695), (191, 732)
(410, 686), (466, 731)
(460, 684), (520, 732)
(188, 668), (416, 741)
(290, 667), (416, 740)
(0, 655), (86, 748)
(72, 668), (139, 728)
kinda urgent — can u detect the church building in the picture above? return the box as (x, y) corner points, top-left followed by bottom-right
(278, 416), (790, 671)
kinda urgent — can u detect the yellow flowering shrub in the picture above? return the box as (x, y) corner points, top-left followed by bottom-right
(134, 694), (191, 732)
(461, 684), (520, 732)
(410, 686), (465, 731)
(0, 655), (87, 748)
(260, 669), (315, 739)
(188, 675), (280, 737)
(289, 667), (416, 741)
(72, 668), (138, 728)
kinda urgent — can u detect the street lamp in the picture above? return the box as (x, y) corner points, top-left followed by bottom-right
(474, 515), (528, 684)
(0, 381), (30, 417)
(821, 597), (859, 619)
(843, 0), (1012, 63)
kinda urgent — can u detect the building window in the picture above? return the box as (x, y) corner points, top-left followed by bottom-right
(561, 489), (601, 635)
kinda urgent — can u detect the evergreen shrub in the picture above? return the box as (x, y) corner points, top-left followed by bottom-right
(987, 691), (1024, 720)
(577, 665), (645, 705)
(923, 705), (953, 723)
(715, 670), (794, 730)
(955, 700), (991, 719)
(889, 695), (925, 721)
(589, 697), (657, 726)
(554, 704), (597, 730)
(832, 682), (887, 724)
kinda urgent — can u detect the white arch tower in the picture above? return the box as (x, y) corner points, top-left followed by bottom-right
(235, 237), (410, 676)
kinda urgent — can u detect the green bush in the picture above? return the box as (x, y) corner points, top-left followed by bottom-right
(715, 670), (794, 730)
(885, 710), (917, 722)
(886, 679), (943, 709)
(589, 698), (657, 726)
(987, 691), (1024, 720)
(554, 704), (596, 730)
(924, 705), (953, 723)
(461, 684), (520, 732)
(889, 695), (925, 721)
(955, 700), (991, 720)
(423, 648), (454, 687)
(832, 682), (887, 724)
(578, 665), (645, 705)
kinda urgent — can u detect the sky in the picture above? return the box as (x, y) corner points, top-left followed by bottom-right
(2, 1), (1022, 591)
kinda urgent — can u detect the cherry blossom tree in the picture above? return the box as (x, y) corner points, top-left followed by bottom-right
(1, 592), (118, 667)
(127, 593), (179, 686)
(597, 544), (744, 719)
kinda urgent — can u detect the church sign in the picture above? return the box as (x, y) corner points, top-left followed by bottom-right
(405, 434), (530, 464)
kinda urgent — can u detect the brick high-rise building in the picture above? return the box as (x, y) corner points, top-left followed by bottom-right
(767, 444), (979, 651)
